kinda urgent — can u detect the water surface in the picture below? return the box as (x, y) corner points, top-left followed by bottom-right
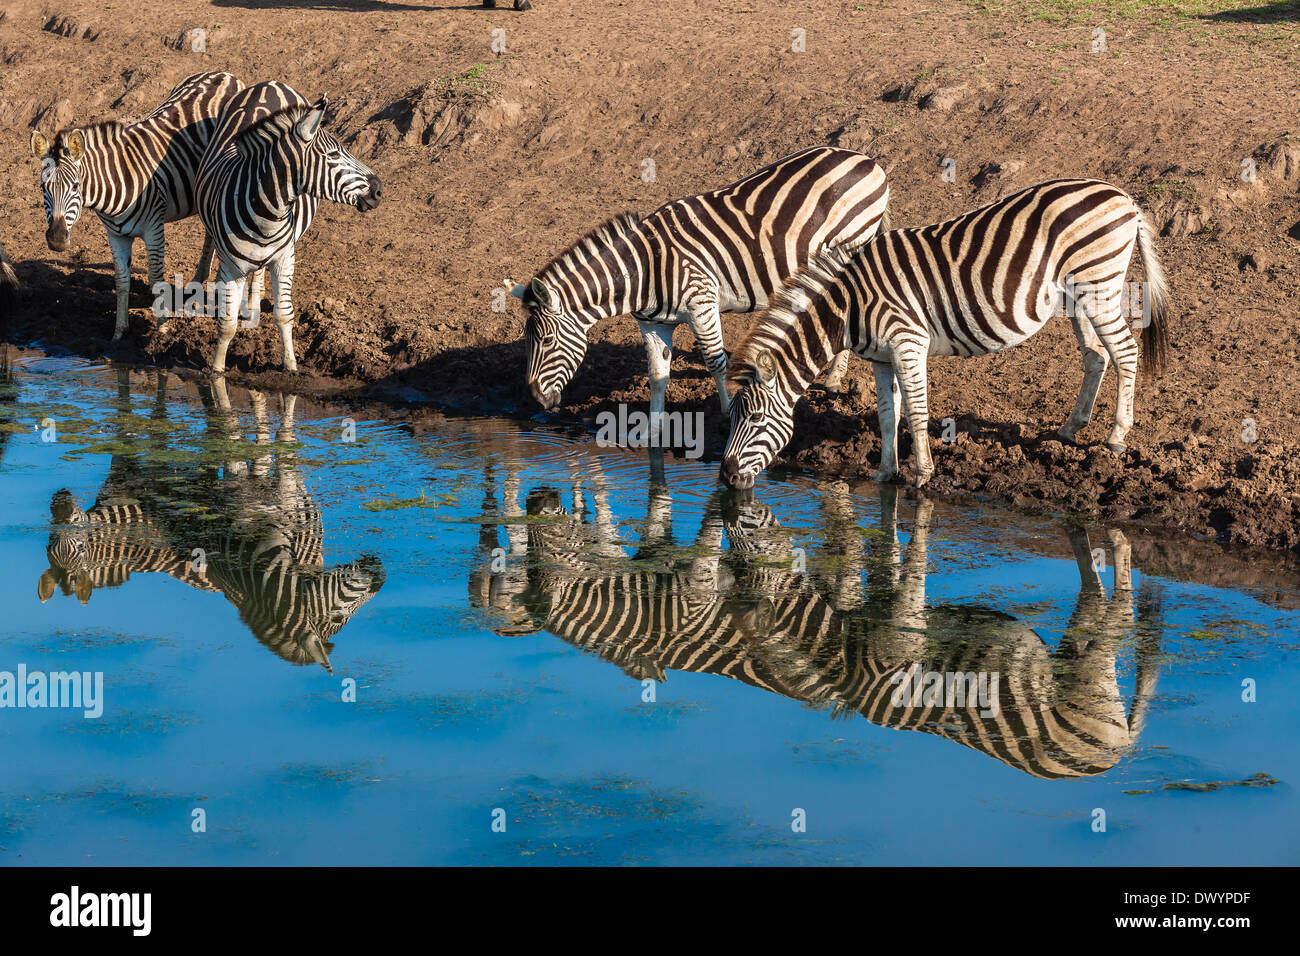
(0, 349), (1295, 865)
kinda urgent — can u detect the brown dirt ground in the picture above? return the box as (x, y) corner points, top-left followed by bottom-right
(1, 0), (1298, 559)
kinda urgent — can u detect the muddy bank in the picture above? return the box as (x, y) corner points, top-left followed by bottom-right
(0, 0), (1297, 557)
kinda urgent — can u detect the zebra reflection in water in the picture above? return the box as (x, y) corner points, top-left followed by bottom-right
(38, 370), (384, 672)
(470, 466), (1162, 780)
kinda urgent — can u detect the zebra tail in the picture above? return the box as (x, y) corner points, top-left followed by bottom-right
(1135, 209), (1169, 376)
(879, 204), (892, 233)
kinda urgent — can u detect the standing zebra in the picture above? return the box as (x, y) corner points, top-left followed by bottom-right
(197, 81), (382, 373)
(514, 146), (890, 417)
(720, 179), (1169, 489)
(29, 71), (244, 341)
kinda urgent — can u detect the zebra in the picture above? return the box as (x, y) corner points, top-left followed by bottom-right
(29, 71), (244, 341)
(0, 243), (17, 326)
(513, 145), (890, 418)
(39, 371), (385, 672)
(470, 469), (1162, 779)
(719, 179), (1170, 489)
(197, 81), (382, 374)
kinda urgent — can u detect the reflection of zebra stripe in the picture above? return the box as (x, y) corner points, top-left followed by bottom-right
(29, 72), (243, 340)
(475, 491), (1152, 780)
(722, 179), (1170, 489)
(197, 80), (381, 373)
(39, 491), (214, 603)
(518, 146), (890, 417)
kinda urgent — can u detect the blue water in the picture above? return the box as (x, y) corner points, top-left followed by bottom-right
(0, 348), (1295, 865)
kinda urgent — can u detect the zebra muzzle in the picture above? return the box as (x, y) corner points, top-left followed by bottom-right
(45, 220), (70, 253)
(719, 456), (754, 489)
(356, 175), (383, 212)
(528, 380), (560, 410)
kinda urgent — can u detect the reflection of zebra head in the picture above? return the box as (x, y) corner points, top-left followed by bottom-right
(38, 489), (93, 604)
(241, 554), (385, 674)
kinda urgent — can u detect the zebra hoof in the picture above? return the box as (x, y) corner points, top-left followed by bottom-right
(1058, 426), (1079, 444)
(515, 0), (532, 8)
(914, 471), (934, 489)
(870, 470), (897, 484)
(1106, 441), (1126, 455)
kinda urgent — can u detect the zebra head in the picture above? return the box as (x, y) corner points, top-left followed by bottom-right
(288, 99), (382, 211)
(38, 489), (93, 604)
(30, 129), (87, 253)
(514, 277), (580, 410)
(719, 350), (796, 489)
(245, 553), (385, 673)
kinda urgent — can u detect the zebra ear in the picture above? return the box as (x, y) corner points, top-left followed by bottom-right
(30, 130), (50, 158)
(38, 569), (57, 603)
(73, 573), (92, 605)
(529, 277), (557, 310)
(755, 350), (776, 386)
(295, 99), (328, 144)
(65, 130), (85, 162)
(510, 284), (527, 300)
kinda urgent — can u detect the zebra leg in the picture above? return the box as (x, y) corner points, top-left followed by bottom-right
(871, 360), (901, 483)
(192, 231), (214, 288)
(143, 223), (170, 332)
(686, 295), (730, 414)
(107, 231), (134, 342)
(637, 319), (675, 422)
(1059, 310), (1111, 444)
(268, 252), (299, 373)
(211, 270), (248, 374)
(242, 269), (265, 329)
(891, 344), (933, 487)
(822, 351), (852, 392)
(1087, 297), (1139, 453)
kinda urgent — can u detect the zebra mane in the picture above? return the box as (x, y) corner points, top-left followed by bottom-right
(536, 212), (642, 285)
(54, 120), (124, 150)
(234, 104), (313, 153)
(727, 245), (855, 385)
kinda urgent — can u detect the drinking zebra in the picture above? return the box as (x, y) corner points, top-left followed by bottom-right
(470, 469), (1161, 779)
(719, 179), (1170, 489)
(514, 145), (890, 417)
(197, 81), (382, 373)
(29, 71), (244, 341)
(39, 371), (385, 672)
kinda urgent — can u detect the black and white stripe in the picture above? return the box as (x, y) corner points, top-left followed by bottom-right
(720, 179), (1170, 489)
(197, 81), (382, 373)
(472, 476), (1159, 779)
(39, 374), (385, 671)
(29, 71), (244, 340)
(514, 146), (890, 417)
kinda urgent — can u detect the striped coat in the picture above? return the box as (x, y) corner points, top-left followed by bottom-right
(29, 71), (244, 340)
(515, 146), (890, 417)
(197, 81), (382, 373)
(721, 179), (1170, 489)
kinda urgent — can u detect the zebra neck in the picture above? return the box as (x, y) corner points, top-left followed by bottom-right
(546, 231), (651, 325)
(778, 298), (846, 397)
(78, 130), (140, 215)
